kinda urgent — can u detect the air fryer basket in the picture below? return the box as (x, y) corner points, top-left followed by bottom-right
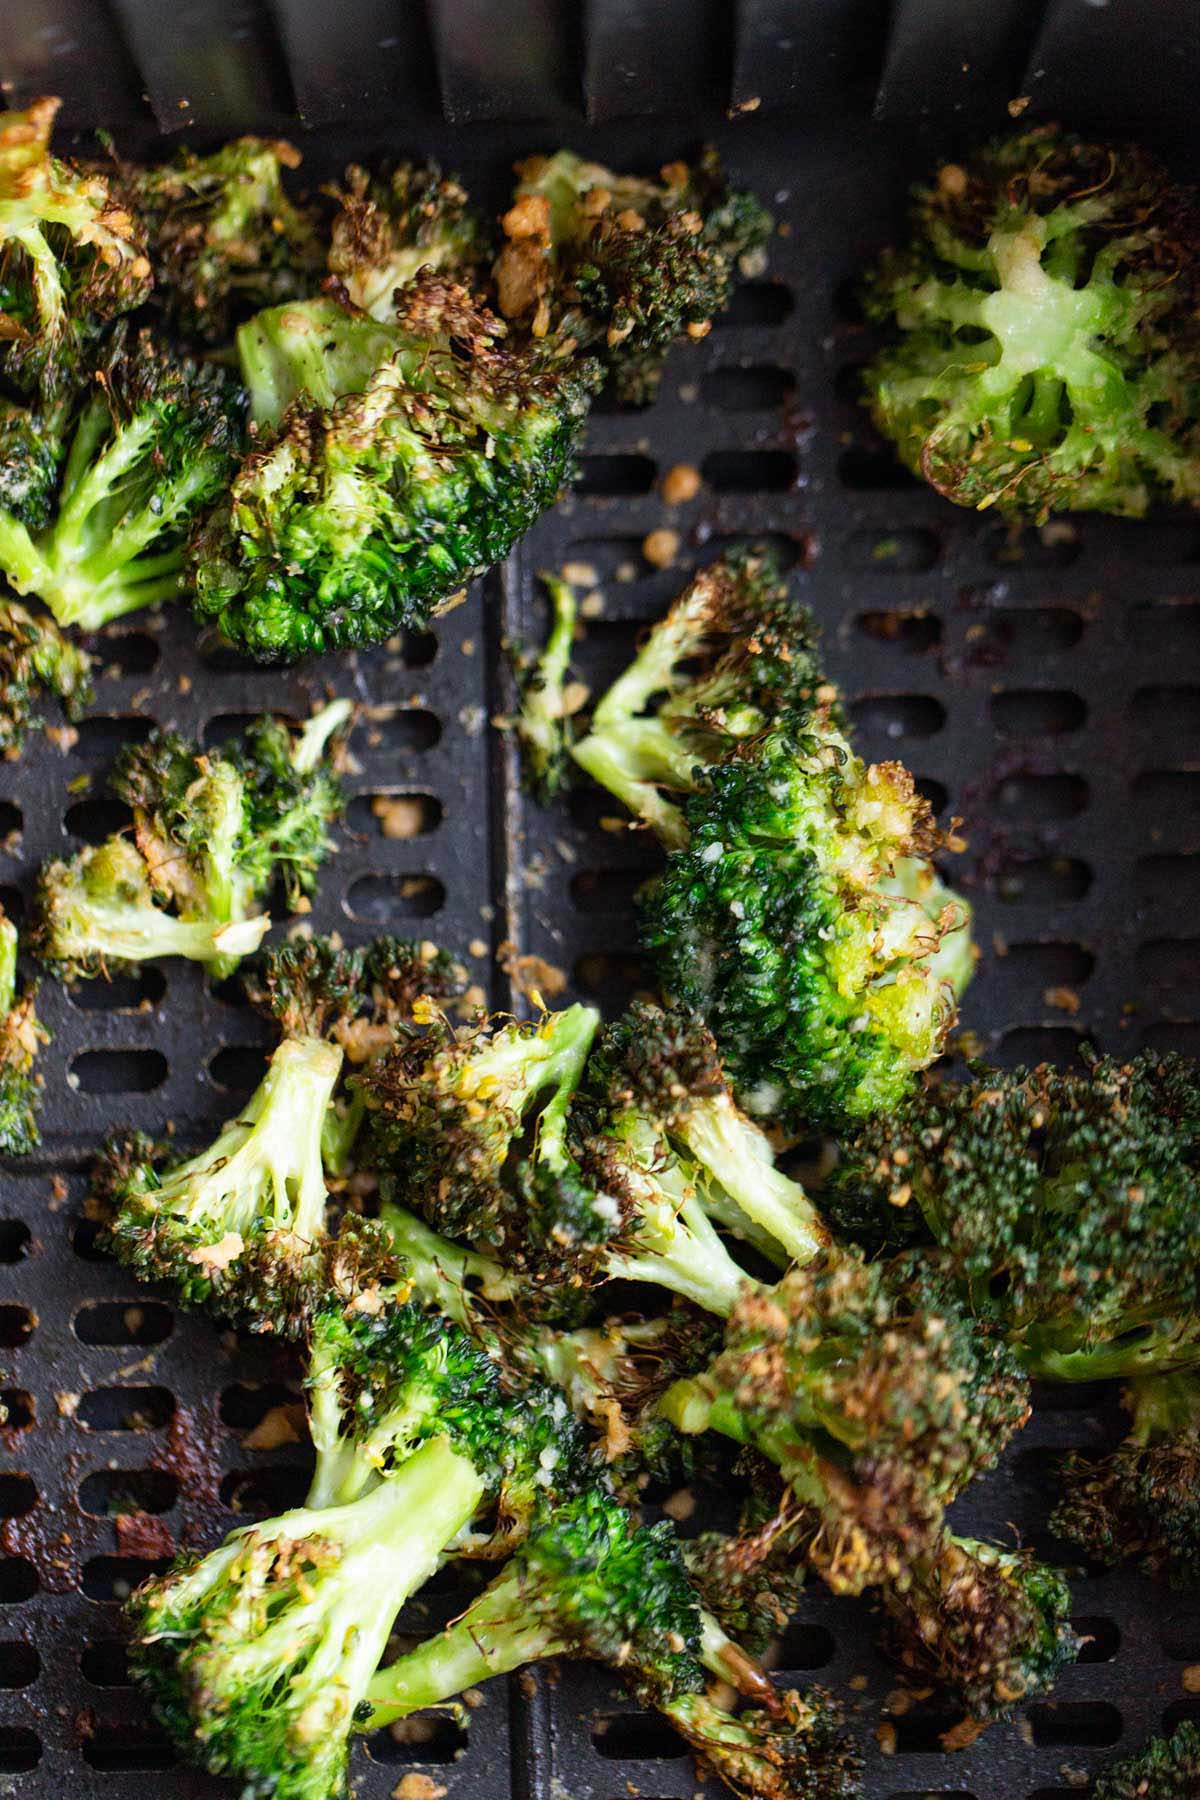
(1, 3), (1199, 1794)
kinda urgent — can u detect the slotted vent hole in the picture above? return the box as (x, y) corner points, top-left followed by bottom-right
(0, 802), (21, 839)
(66, 965), (166, 1012)
(77, 1386), (174, 1431)
(68, 1048), (168, 1094)
(346, 873), (446, 922)
(1073, 1617), (1120, 1663)
(715, 280), (795, 327)
(993, 857), (1093, 904)
(991, 689), (1087, 737)
(1137, 855), (1200, 907)
(846, 530), (939, 573)
(0, 1476), (36, 1518)
(0, 1307), (34, 1349)
(855, 607), (941, 650)
(346, 792), (443, 838)
(82, 1556), (171, 1603)
(219, 1381), (304, 1432)
(0, 1728), (40, 1773)
(0, 1560), (37, 1603)
(0, 1391), (33, 1432)
(97, 631), (160, 675)
(73, 715), (153, 759)
(700, 449), (798, 493)
(997, 1026), (1090, 1068)
(1129, 598), (1200, 654)
(593, 1713), (686, 1759)
(365, 1716), (469, 1764)
(62, 796), (134, 843)
(0, 1642), (38, 1688)
(74, 1301), (172, 1347)
(220, 1466), (313, 1519)
(570, 867), (656, 914)
(81, 1725), (176, 1771)
(0, 1221), (30, 1263)
(992, 772), (1088, 821)
(1133, 772), (1200, 842)
(849, 693), (945, 739)
(208, 1044), (269, 1097)
(1132, 686), (1200, 735)
(353, 708), (442, 755)
(575, 455), (657, 497)
(80, 1642), (132, 1687)
(78, 1468), (177, 1518)
(700, 364), (796, 411)
(1026, 1701), (1122, 1747)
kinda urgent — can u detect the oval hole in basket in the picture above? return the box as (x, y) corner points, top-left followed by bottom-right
(62, 796), (134, 843)
(1026, 1701), (1122, 1747)
(346, 873), (445, 922)
(73, 715), (153, 759)
(700, 364), (796, 411)
(975, 607), (1085, 655)
(774, 1621), (835, 1669)
(0, 1728), (40, 1773)
(81, 1555), (172, 1603)
(220, 1466), (313, 1519)
(0, 1221), (30, 1264)
(1132, 771), (1200, 839)
(0, 1643), (38, 1689)
(570, 868), (657, 914)
(0, 1477), (36, 1519)
(0, 1391), (33, 1431)
(849, 693), (945, 739)
(856, 607), (942, 650)
(0, 1306), (33, 1349)
(74, 1300), (172, 1347)
(1136, 938), (1200, 991)
(986, 523), (1083, 569)
(1073, 1616), (1120, 1663)
(996, 1026), (1091, 1068)
(364, 1716), (468, 1764)
(0, 802), (21, 839)
(574, 454), (657, 497)
(1140, 1021), (1200, 1057)
(1137, 855), (1200, 908)
(701, 448), (798, 493)
(77, 1386), (174, 1431)
(69, 1048), (167, 1094)
(219, 1382), (303, 1431)
(80, 1642), (131, 1687)
(354, 709), (442, 755)
(67, 965), (166, 1013)
(208, 1044), (269, 1097)
(991, 689), (1087, 737)
(716, 280), (795, 328)
(78, 1469), (176, 1517)
(347, 792), (442, 839)
(592, 1713), (686, 1759)
(993, 857), (1092, 904)
(81, 1724), (175, 1771)
(846, 530), (940, 575)
(1131, 686), (1200, 735)
(96, 632), (160, 675)
(992, 771), (1088, 821)
(0, 1559), (36, 1603)
(837, 445), (919, 491)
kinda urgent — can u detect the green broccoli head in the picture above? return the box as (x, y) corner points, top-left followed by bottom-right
(684, 1496), (809, 1661)
(190, 280), (599, 661)
(0, 908), (44, 1156)
(327, 159), (488, 320)
(0, 324), (247, 631)
(495, 147), (771, 403)
(35, 701), (347, 983)
(0, 97), (151, 398)
(862, 126), (1200, 519)
(112, 135), (324, 343)
(880, 1534), (1079, 1722)
(128, 1433), (486, 1800)
(0, 398), (72, 530)
(830, 1052), (1200, 1380)
(241, 935), (372, 1043)
(663, 1250), (1029, 1595)
(1052, 1370), (1200, 1579)
(572, 550), (972, 1133)
(0, 596), (92, 757)
(1092, 1723), (1200, 1800)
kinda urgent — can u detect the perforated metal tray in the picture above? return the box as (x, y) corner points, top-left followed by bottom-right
(1, 11), (1199, 1793)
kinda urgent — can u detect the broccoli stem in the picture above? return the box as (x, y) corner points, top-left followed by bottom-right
(60, 891), (269, 969)
(155, 1035), (340, 1247)
(379, 1199), (516, 1325)
(606, 1178), (755, 1316)
(669, 1103), (827, 1267)
(1021, 1314), (1200, 1382)
(292, 698), (354, 774)
(0, 916), (16, 1019)
(0, 513), (53, 600)
(569, 721), (692, 848)
(1125, 1368), (1200, 1443)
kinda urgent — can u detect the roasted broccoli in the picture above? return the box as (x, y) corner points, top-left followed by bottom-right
(0, 596), (92, 755)
(0, 325), (246, 630)
(572, 550), (973, 1132)
(0, 908), (44, 1156)
(0, 97), (150, 398)
(111, 135), (324, 342)
(515, 571), (579, 803)
(495, 147), (771, 402)
(829, 1052), (1200, 1380)
(1052, 1370), (1200, 1579)
(327, 159), (487, 320)
(862, 127), (1200, 519)
(366, 1484), (862, 1800)
(190, 278), (598, 660)
(1092, 1722), (1200, 1800)
(34, 700), (348, 982)
(684, 1477), (810, 1659)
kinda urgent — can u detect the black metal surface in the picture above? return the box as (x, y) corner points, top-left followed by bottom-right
(0, 69), (1196, 1800)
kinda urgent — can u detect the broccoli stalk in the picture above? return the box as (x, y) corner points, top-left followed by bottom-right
(1092, 1722), (1200, 1800)
(364, 1487), (861, 1800)
(35, 702), (347, 982)
(571, 551), (973, 1133)
(0, 597), (93, 755)
(1052, 1369), (1200, 1578)
(829, 1052), (1200, 1382)
(327, 160), (487, 321)
(130, 1435), (485, 1800)
(516, 571), (579, 803)
(190, 279), (599, 661)
(0, 909), (44, 1156)
(862, 127), (1200, 519)
(0, 327), (246, 630)
(0, 97), (151, 398)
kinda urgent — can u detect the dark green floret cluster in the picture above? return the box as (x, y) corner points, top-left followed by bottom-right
(0, 907), (45, 1157)
(0, 596), (92, 755)
(862, 126), (1200, 519)
(571, 549), (974, 1132)
(1091, 1722), (1200, 1800)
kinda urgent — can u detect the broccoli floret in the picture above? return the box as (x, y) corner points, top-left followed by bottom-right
(1052, 1369), (1200, 1578)
(1092, 1722), (1200, 1800)
(593, 1001), (830, 1266)
(572, 550), (973, 1132)
(129, 1434), (487, 1800)
(830, 1052), (1200, 1380)
(366, 1485), (861, 1800)
(878, 1532), (1079, 1722)
(112, 135), (324, 343)
(0, 97), (150, 398)
(661, 1251), (1030, 1594)
(34, 701), (347, 982)
(0, 325), (246, 630)
(0, 596), (92, 756)
(515, 571), (579, 803)
(363, 1000), (600, 1253)
(685, 1484), (810, 1660)
(327, 159), (487, 321)
(495, 147), (771, 403)
(190, 278), (599, 661)
(862, 127), (1200, 519)
(0, 908), (44, 1156)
